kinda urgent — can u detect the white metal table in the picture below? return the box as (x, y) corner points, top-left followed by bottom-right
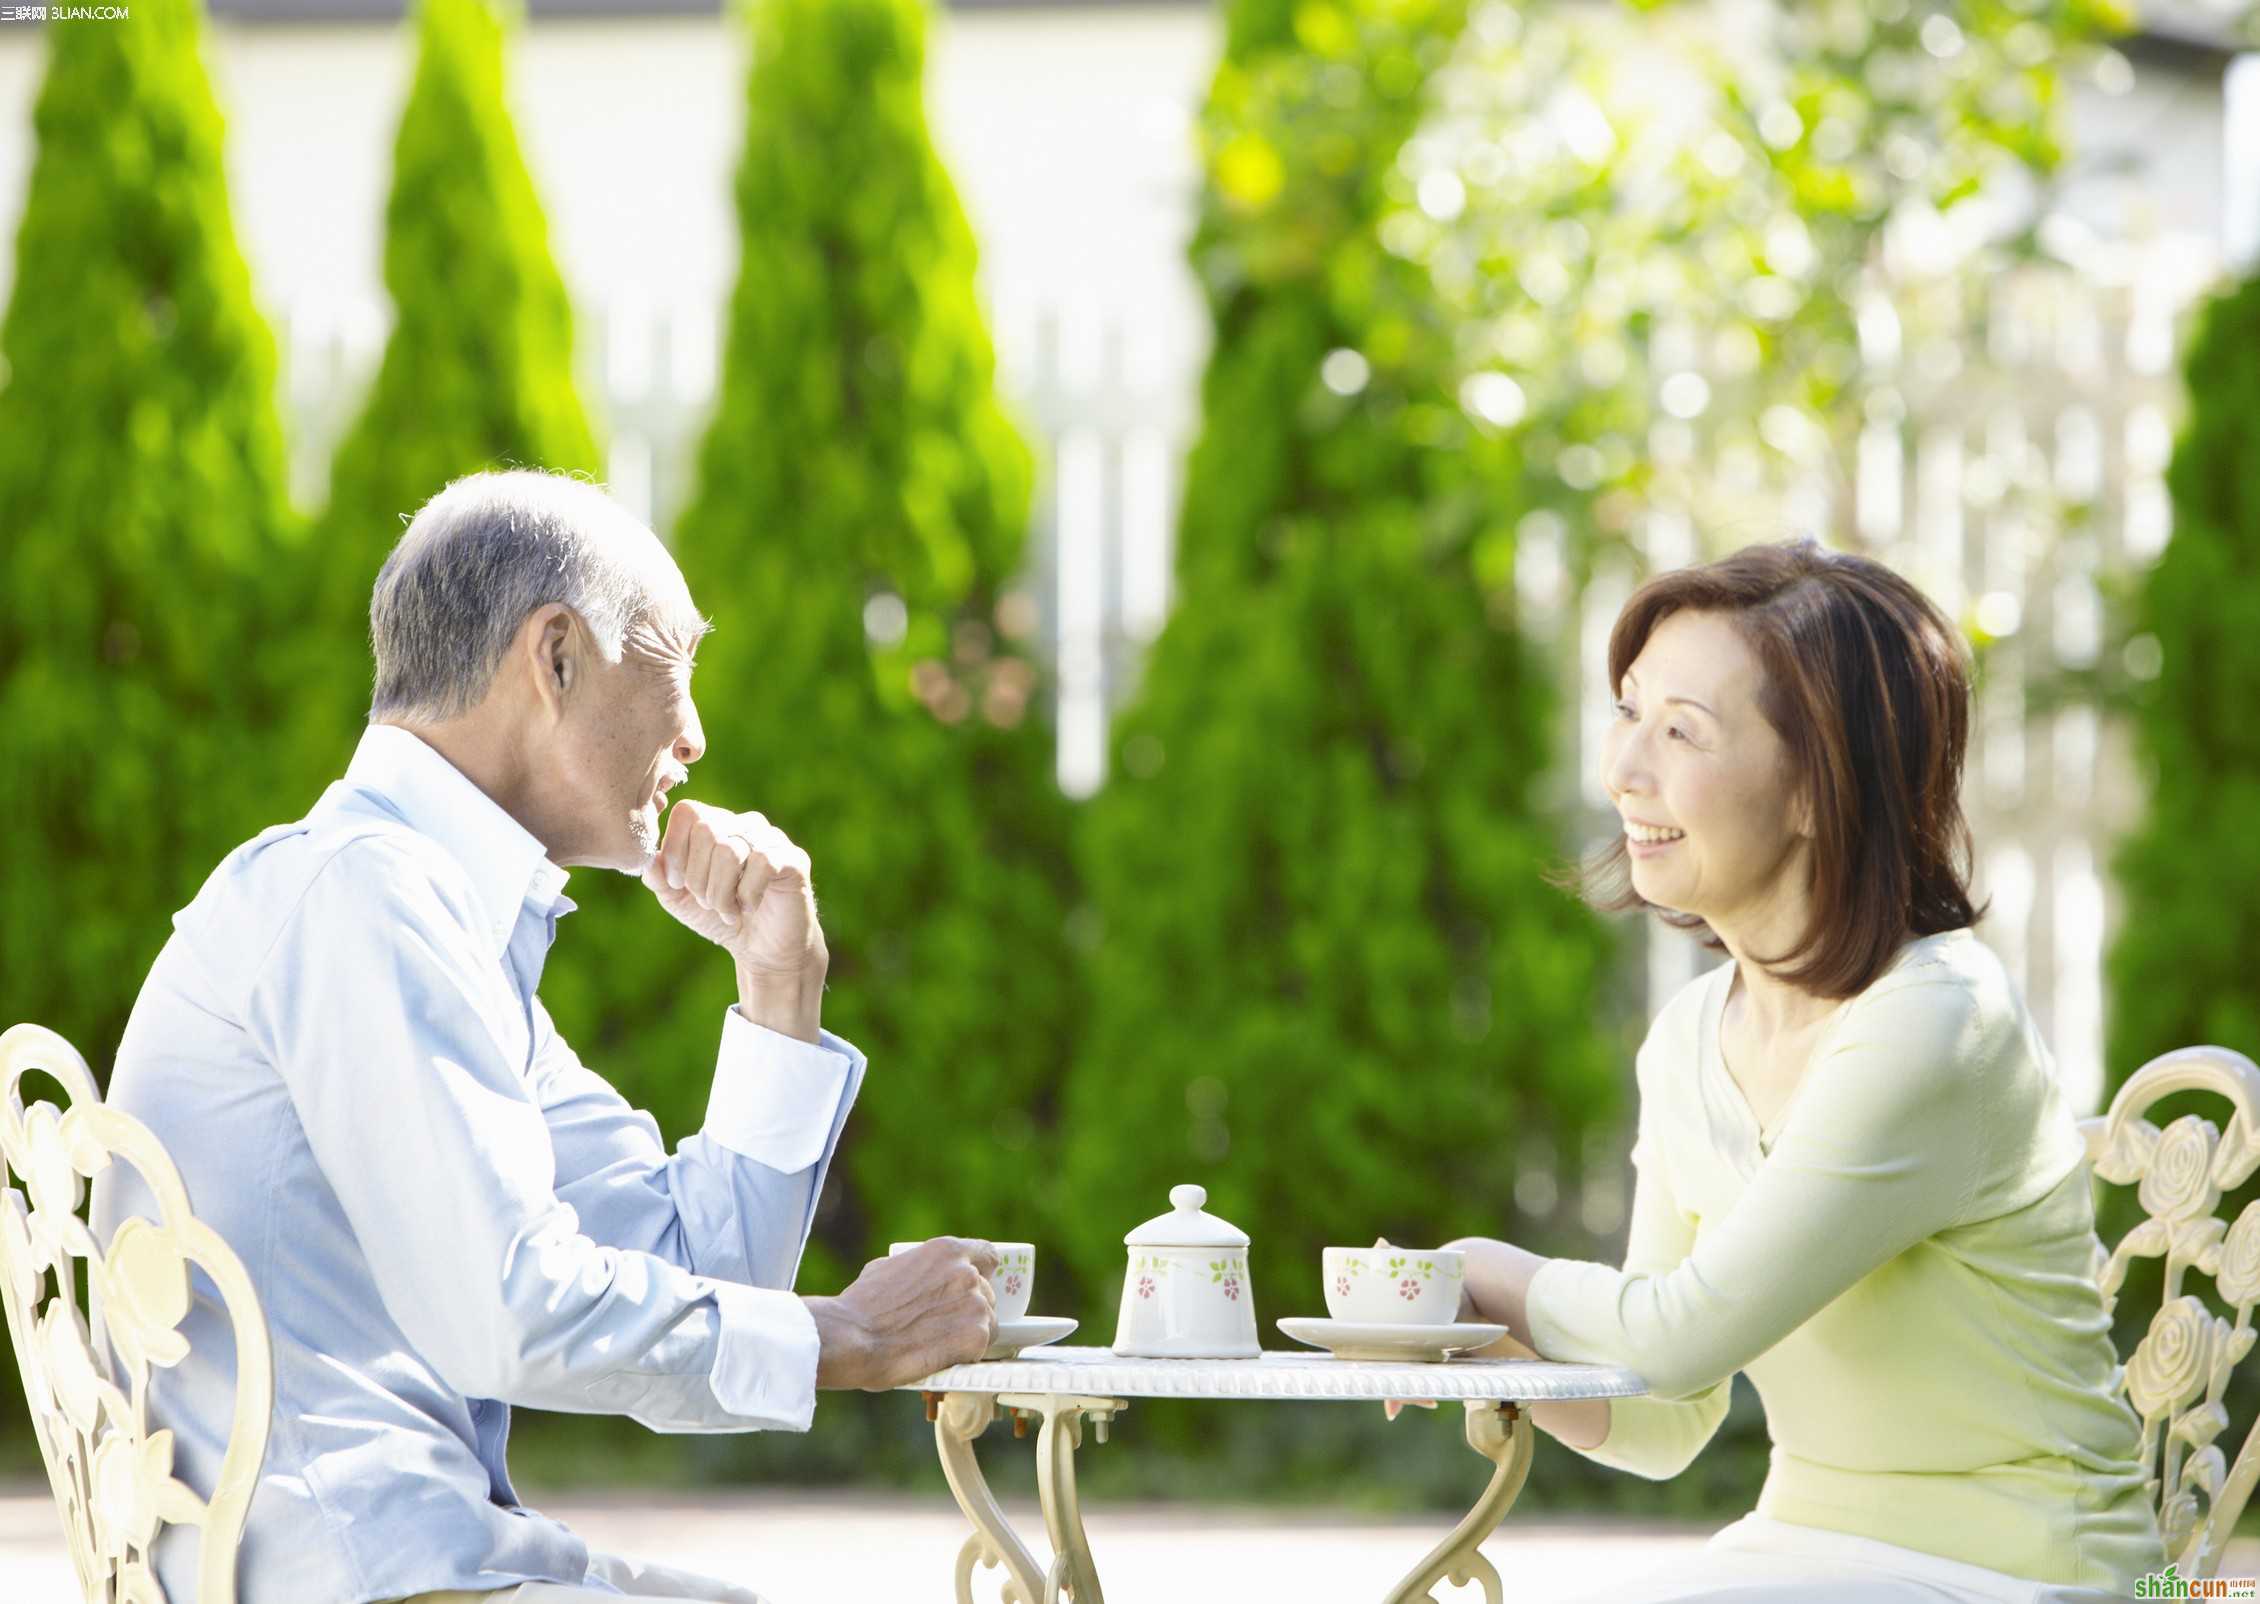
(900, 1345), (1647, 1604)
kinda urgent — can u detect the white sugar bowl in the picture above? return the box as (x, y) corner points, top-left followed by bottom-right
(1114, 1183), (1259, 1359)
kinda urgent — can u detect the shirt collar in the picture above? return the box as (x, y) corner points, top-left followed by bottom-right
(343, 724), (572, 956)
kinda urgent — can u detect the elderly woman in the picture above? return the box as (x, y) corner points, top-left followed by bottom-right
(1441, 540), (2161, 1601)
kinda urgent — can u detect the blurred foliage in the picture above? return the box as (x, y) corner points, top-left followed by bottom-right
(1052, 0), (1623, 1432)
(1392, 0), (2133, 595)
(0, 0), (294, 1082)
(538, 0), (1078, 1298)
(285, 0), (600, 788)
(2107, 270), (2260, 1114)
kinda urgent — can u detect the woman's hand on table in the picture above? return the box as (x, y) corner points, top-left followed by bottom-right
(1377, 1236), (1546, 1419)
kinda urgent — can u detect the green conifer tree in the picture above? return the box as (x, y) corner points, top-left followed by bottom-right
(0, 0), (294, 1064)
(1056, 0), (1620, 1327)
(544, 0), (1074, 1284)
(2107, 272), (2260, 1085)
(2098, 268), (2260, 1487)
(286, 0), (598, 788)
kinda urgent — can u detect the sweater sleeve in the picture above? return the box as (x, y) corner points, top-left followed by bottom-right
(1557, 1064), (1732, 1480)
(1525, 974), (1990, 1405)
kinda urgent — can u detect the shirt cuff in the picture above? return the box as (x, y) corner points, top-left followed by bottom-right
(703, 1006), (858, 1173)
(707, 1279), (822, 1430)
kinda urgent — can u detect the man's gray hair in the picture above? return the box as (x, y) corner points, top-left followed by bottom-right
(369, 469), (697, 723)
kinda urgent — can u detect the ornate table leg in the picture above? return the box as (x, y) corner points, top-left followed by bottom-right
(1382, 1401), (1534, 1604)
(999, 1391), (1124, 1604)
(934, 1392), (1046, 1604)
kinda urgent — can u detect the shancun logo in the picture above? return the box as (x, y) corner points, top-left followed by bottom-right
(2137, 1565), (2260, 1599)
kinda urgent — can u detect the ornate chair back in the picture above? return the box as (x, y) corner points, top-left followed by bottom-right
(2081, 1043), (2260, 1582)
(0, 1022), (273, 1604)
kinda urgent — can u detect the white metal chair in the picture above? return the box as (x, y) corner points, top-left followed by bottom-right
(2082, 1043), (2260, 1582)
(0, 1022), (272, 1604)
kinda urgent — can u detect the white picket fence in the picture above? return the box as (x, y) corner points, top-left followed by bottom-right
(278, 249), (2210, 1218)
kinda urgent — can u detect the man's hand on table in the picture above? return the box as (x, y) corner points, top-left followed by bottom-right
(643, 799), (830, 1043)
(806, 1238), (1000, 1390)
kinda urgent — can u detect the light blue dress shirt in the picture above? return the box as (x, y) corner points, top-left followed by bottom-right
(89, 724), (866, 1604)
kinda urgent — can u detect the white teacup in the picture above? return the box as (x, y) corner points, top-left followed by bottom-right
(889, 1239), (1036, 1323)
(1322, 1246), (1465, 1325)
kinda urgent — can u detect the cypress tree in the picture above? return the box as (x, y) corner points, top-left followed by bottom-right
(1056, 0), (1620, 1327)
(552, 0), (1074, 1282)
(0, 0), (294, 1064)
(2106, 269), (2260, 1092)
(2106, 274), (2260, 1084)
(287, 0), (600, 786)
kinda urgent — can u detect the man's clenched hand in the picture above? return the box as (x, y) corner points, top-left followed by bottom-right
(805, 1239), (1000, 1391)
(642, 799), (829, 1041)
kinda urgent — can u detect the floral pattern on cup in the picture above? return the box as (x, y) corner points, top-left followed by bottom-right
(1321, 1246), (1465, 1325)
(987, 1244), (1036, 1321)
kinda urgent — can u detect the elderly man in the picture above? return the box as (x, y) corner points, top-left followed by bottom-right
(90, 469), (998, 1604)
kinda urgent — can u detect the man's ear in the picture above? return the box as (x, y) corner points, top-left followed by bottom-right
(523, 604), (579, 722)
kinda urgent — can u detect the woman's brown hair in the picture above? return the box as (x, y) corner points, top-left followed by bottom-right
(1571, 537), (1983, 999)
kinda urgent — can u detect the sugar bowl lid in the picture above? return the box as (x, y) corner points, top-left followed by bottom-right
(1123, 1183), (1250, 1248)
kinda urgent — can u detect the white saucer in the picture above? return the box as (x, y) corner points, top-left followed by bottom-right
(985, 1315), (1078, 1361)
(1276, 1317), (1508, 1363)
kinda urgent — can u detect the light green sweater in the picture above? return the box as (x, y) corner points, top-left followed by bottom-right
(1525, 928), (2164, 1591)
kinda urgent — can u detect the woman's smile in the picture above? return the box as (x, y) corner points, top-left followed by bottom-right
(1625, 819), (1686, 854)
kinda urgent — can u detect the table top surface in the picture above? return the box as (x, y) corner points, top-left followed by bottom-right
(900, 1345), (1647, 1403)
